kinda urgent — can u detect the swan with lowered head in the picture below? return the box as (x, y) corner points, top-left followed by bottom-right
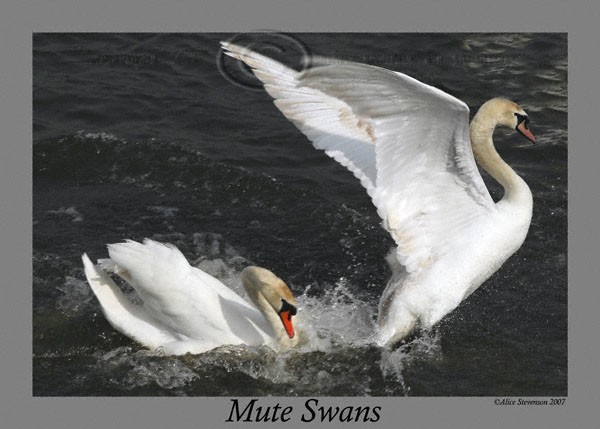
(82, 239), (299, 355)
(221, 41), (536, 347)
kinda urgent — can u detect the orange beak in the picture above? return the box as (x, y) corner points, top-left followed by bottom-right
(516, 120), (536, 144)
(278, 310), (295, 339)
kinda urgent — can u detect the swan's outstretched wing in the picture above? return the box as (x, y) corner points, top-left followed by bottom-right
(222, 42), (495, 273)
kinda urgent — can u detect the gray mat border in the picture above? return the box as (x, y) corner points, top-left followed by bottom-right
(2, 0), (596, 428)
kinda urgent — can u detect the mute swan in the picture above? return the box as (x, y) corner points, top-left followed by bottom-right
(221, 41), (536, 347)
(82, 239), (299, 355)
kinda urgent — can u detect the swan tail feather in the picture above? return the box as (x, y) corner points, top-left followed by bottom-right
(81, 253), (176, 349)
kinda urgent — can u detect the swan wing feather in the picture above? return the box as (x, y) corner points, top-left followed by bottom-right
(105, 239), (266, 343)
(82, 253), (177, 348)
(222, 42), (378, 196)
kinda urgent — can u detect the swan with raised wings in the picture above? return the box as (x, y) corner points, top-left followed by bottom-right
(221, 41), (536, 347)
(82, 239), (299, 355)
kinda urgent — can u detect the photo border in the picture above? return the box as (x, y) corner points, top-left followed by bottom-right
(2, 1), (597, 428)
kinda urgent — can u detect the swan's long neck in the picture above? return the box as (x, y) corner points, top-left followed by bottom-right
(470, 112), (532, 207)
(241, 269), (298, 347)
(246, 285), (289, 340)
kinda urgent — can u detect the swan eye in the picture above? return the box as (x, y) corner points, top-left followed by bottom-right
(514, 112), (536, 143)
(279, 299), (297, 317)
(514, 113), (530, 129)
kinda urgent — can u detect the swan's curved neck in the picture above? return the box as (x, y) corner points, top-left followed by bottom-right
(243, 276), (297, 347)
(470, 114), (532, 207)
(244, 283), (284, 335)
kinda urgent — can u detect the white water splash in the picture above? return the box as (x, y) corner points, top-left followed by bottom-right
(379, 329), (442, 394)
(295, 277), (378, 351)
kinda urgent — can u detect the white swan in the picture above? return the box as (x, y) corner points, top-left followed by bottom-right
(82, 239), (299, 355)
(221, 41), (536, 347)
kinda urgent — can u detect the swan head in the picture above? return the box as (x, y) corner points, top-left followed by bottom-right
(241, 266), (298, 340)
(473, 97), (536, 144)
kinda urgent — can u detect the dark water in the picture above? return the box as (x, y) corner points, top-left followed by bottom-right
(33, 33), (567, 396)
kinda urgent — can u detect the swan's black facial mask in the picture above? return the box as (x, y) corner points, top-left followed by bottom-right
(278, 299), (297, 339)
(514, 113), (536, 143)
